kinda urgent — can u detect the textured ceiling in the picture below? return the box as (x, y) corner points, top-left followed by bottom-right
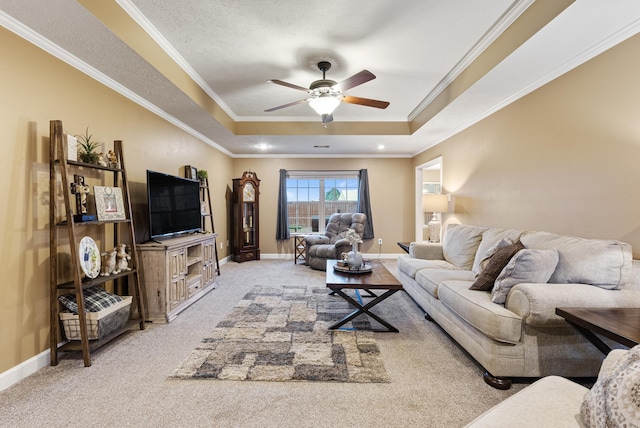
(1, 0), (640, 157)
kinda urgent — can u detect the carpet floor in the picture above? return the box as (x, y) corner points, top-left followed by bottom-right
(0, 258), (529, 427)
(171, 283), (389, 382)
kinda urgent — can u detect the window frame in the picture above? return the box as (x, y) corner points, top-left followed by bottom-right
(286, 170), (359, 234)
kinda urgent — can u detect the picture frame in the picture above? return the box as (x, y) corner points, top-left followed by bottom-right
(185, 165), (198, 179)
(94, 186), (126, 221)
(65, 133), (78, 162)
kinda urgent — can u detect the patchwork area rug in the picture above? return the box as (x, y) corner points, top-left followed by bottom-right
(170, 284), (390, 383)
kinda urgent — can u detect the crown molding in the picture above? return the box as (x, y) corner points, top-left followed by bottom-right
(411, 16), (640, 157)
(408, 0), (535, 121)
(0, 10), (234, 158)
(116, 0), (236, 120)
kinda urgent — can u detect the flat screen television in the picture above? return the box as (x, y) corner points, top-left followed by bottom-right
(147, 170), (202, 239)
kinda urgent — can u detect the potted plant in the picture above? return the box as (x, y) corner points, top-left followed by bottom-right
(76, 127), (101, 164)
(196, 169), (208, 184)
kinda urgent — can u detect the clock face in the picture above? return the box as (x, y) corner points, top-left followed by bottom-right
(243, 182), (255, 202)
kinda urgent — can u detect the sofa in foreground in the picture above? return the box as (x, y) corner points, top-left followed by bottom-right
(466, 346), (640, 427)
(397, 224), (640, 389)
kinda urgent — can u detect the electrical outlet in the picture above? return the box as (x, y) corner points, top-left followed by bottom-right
(378, 238), (383, 245)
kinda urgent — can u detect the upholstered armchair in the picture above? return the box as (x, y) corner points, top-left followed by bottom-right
(304, 212), (367, 270)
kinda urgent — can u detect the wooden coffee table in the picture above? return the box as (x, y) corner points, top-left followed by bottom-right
(556, 307), (640, 354)
(326, 259), (403, 332)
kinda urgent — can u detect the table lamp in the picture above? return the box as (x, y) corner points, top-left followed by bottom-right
(422, 194), (449, 242)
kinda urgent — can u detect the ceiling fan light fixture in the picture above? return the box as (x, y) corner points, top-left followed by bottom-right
(308, 94), (341, 115)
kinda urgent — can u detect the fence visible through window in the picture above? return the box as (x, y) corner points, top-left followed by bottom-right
(288, 202), (358, 233)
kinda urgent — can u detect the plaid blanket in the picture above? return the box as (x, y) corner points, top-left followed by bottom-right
(59, 286), (123, 313)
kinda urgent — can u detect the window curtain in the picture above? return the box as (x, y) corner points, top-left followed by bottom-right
(276, 169), (290, 240)
(357, 169), (375, 239)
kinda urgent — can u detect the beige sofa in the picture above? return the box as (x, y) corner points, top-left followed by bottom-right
(397, 224), (640, 389)
(466, 347), (635, 427)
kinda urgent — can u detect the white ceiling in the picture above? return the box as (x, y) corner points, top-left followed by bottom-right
(1, 0), (639, 157)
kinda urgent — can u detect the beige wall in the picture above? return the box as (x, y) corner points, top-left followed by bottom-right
(3, 24), (640, 377)
(0, 27), (414, 374)
(415, 33), (640, 257)
(231, 158), (414, 255)
(0, 28), (233, 373)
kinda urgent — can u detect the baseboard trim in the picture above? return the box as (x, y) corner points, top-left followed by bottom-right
(0, 348), (50, 392)
(0, 253), (394, 391)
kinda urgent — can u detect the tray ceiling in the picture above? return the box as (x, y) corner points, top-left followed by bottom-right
(1, 0), (639, 157)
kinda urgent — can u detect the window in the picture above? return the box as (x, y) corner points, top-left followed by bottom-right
(286, 172), (359, 233)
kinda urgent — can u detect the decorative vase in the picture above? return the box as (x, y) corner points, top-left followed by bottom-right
(347, 243), (363, 270)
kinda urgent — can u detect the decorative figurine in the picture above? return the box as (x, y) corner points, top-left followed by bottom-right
(100, 249), (117, 276)
(106, 150), (118, 168)
(115, 243), (131, 273)
(97, 153), (108, 167)
(70, 174), (90, 215)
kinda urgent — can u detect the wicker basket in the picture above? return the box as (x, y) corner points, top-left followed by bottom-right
(60, 296), (132, 340)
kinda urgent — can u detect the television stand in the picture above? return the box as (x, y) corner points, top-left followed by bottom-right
(137, 233), (218, 322)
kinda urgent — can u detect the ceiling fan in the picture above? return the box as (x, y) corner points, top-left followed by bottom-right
(265, 61), (390, 125)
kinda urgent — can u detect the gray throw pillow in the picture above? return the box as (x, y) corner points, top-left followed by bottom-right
(469, 240), (524, 291)
(491, 248), (559, 304)
(581, 345), (640, 427)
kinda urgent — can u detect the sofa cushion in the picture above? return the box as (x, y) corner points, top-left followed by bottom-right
(442, 224), (486, 270)
(438, 280), (522, 344)
(464, 376), (588, 428)
(580, 345), (640, 427)
(491, 249), (559, 305)
(416, 269), (477, 298)
(472, 228), (526, 273)
(470, 240), (525, 291)
(397, 254), (459, 279)
(521, 231), (632, 290)
(307, 243), (337, 259)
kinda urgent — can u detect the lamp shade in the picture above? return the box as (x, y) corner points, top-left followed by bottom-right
(422, 194), (449, 213)
(308, 94), (341, 115)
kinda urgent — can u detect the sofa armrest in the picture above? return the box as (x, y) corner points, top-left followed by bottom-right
(334, 238), (350, 247)
(304, 235), (330, 246)
(334, 239), (353, 258)
(409, 242), (444, 260)
(506, 283), (640, 327)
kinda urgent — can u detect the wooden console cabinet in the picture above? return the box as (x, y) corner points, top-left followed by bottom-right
(137, 233), (218, 322)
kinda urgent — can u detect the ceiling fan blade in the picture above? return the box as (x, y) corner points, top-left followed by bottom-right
(333, 70), (376, 92)
(264, 98), (309, 112)
(342, 95), (389, 109)
(268, 79), (310, 92)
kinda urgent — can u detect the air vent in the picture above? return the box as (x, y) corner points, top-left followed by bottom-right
(314, 145), (330, 148)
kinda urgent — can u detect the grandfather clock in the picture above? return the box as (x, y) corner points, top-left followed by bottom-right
(232, 171), (260, 262)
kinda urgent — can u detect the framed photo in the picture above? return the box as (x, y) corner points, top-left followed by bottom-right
(185, 165), (198, 179)
(94, 186), (126, 221)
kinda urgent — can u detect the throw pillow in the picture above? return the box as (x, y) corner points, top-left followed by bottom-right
(58, 286), (123, 313)
(491, 248), (559, 304)
(478, 238), (514, 270)
(469, 240), (524, 291)
(581, 345), (640, 427)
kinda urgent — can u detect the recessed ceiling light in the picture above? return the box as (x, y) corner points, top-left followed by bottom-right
(256, 143), (271, 150)
(378, 144), (385, 150)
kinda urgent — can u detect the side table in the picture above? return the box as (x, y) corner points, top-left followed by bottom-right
(556, 307), (640, 355)
(397, 242), (410, 253)
(293, 234), (307, 264)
